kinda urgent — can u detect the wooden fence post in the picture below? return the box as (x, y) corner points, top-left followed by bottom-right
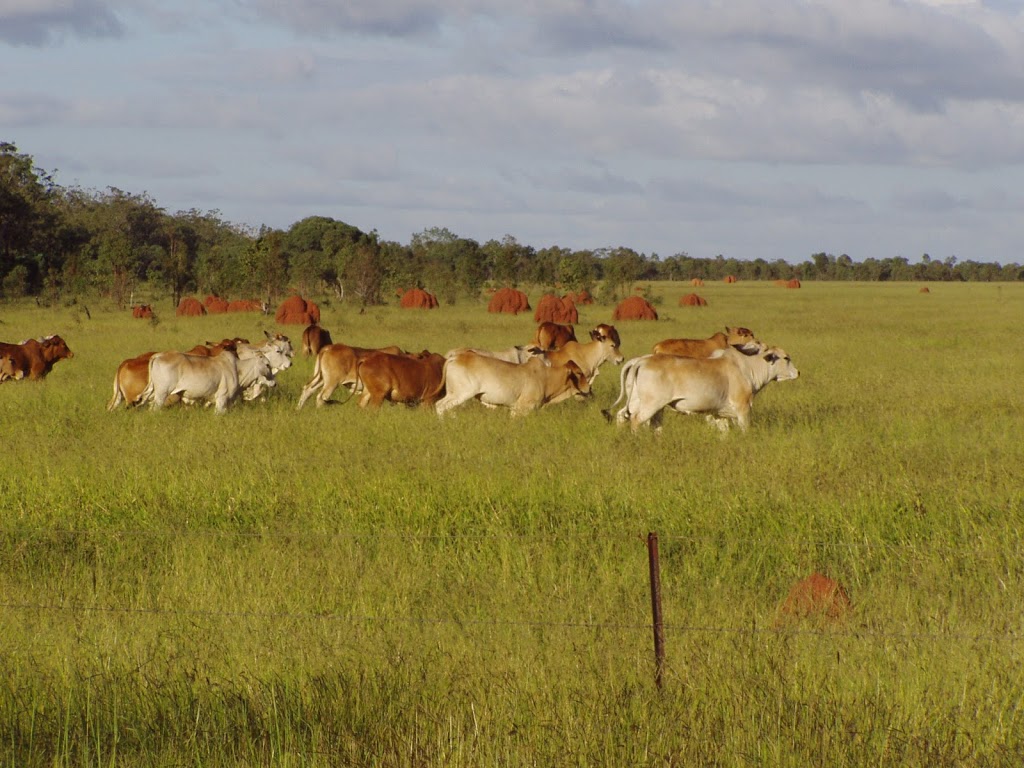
(647, 532), (666, 690)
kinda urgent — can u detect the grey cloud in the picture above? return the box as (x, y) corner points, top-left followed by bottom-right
(0, 0), (122, 46)
(235, 0), (444, 38)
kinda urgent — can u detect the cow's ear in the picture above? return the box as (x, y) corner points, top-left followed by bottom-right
(527, 346), (543, 355)
(764, 352), (778, 363)
(590, 329), (600, 341)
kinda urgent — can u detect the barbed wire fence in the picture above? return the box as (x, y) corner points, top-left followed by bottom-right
(1, 527), (1020, 688)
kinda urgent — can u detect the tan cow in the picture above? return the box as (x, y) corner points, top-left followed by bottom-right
(435, 352), (591, 417)
(185, 337), (249, 356)
(355, 351), (446, 408)
(532, 321), (576, 351)
(107, 351), (158, 410)
(603, 344), (798, 431)
(1, 352), (24, 382)
(653, 326), (757, 357)
(534, 323), (623, 381)
(296, 342), (404, 408)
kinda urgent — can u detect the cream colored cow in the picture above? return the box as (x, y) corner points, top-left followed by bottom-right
(603, 344), (798, 431)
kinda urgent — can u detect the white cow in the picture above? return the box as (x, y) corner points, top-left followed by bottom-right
(238, 331), (294, 374)
(436, 352), (592, 417)
(604, 345), (799, 431)
(140, 350), (242, 414)
(236, 352), (278, 401)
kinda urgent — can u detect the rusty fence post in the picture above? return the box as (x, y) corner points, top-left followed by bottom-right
(647, 531), (666, 690)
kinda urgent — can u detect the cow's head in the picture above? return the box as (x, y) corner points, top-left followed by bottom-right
(764, 347), (799, 381)
(265, 330), (294, 358)
(725, 326), (759, 351)
(589, 324), (624, 365)
(565, 360), (593, 399)
(263, 346), (293, 373)
(42, 335), (73, 361)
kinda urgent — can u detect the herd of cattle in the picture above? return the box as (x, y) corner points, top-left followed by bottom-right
(0, 322), (799, 430)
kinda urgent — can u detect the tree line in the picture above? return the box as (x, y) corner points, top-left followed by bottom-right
(2, 141), (1021, 310)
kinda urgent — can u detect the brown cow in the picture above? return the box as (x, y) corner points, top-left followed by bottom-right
(532, 322), (576, 351)
(0, 335), (74, 380)
(296, 342), (404, 408)
(652, 326), (757, 358)
(301, 324), (333, 357)
(355, 350), (446, 409)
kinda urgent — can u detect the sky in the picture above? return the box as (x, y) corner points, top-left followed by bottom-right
(3, 0), (1024, 264)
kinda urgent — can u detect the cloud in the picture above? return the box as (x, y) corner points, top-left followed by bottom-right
(0, 0), (122, 45)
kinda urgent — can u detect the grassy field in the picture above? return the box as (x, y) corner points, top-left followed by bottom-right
(1, 281), (1022, 766)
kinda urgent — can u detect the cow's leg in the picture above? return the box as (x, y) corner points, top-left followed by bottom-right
(435, 391), (475, 417)
(296, 375), (323, 409)
(315, 376), (344, 407)
(705, 415), (731, 433)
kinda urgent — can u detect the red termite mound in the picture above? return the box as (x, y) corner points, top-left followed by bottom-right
(679, 293), (708, 307)
(612, 296), (658, 321)
(131, 304), (153, 319)
(786, 279), (802, 289)
(723, 275), (738, 283)
(275, 295), (321, 325)
(399, 288), (439, 309)
(566, 290), (594, 306)
(779, 572), (851, 621)
(534, 294), (578, 324)
(204, 295), (229, 314)
(176, 297), (206, 317)
(919, 286), (931, 294)
(227, 299), (263, 312)
(690, 278), (705, 287)
(488, 287), (531, 314)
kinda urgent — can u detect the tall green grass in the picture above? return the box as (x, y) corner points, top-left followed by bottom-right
(1, 282), (1022, 765)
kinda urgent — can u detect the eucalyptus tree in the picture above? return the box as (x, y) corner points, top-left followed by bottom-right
(596, 246), (646, 301)
(411, 226), (483, 303)
(0, 142), (63, 297)
(482, 235), (535, 287)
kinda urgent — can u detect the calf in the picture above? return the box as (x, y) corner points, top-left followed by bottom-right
(652, 326), (757, 357)
(535, 324), (623, 381)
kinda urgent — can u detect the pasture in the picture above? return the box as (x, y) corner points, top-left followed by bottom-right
(1, 281), (1023, 766)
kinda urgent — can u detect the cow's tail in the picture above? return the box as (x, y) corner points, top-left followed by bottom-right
(138, 378), (155, 408)
(601, 355), (647, 423)
(423, 358), (448, 405)
(106, 372), (124, 411)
